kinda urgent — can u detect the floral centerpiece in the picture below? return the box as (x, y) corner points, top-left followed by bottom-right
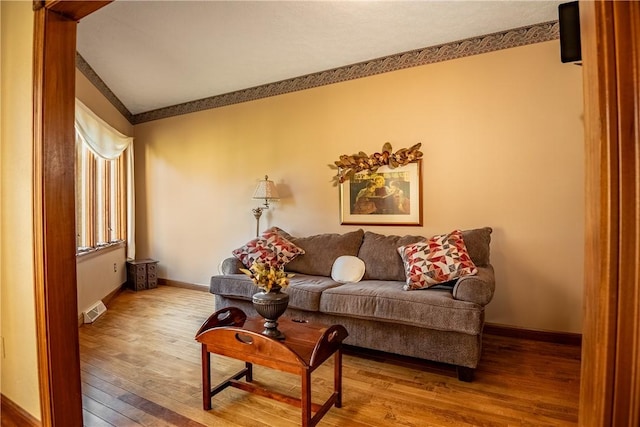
(240, 262), (294, 292)
(241, 262), (294, 340)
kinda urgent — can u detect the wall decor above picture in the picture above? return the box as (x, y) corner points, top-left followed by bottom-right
(330, 142), (423, 185)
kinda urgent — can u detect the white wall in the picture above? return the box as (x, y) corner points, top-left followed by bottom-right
(134, 40), (585, 334)
(76, 246), (127, 315)
(0, 0), (41, 419)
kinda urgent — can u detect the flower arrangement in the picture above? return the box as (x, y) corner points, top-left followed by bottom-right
(329, 142), (423, 185)
(240, 262), (294, 292)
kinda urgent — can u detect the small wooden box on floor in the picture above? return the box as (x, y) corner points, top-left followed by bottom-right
(126, 259), (158, 291)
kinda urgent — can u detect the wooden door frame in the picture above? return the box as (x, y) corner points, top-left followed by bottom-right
(578, 1), (640, 425)
(32, 2), (111, 426)
(32, 0), (638, 425)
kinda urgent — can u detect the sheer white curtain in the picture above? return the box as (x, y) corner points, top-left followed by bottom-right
(75, 99), (135, 259)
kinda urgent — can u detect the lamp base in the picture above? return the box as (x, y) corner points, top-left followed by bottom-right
(252, 207), (263, 237)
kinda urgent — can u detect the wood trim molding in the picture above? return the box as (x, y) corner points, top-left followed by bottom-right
(33, 7), (84, 426)
(77, 284), (126, 327)
(1, 394), (41, 427)
(31, 8), (49, 424)
(609, 1), (640, 423)
(158, 278), (209, 292)
(484, 323), (581, 347)
(103, 284), (126, 307)
(579, 0), (640, 425)
(44, 1), (111, 21)
(578, 2), (618, 422)
(33, 3), (112, 426)
(76, 21), (559, 125)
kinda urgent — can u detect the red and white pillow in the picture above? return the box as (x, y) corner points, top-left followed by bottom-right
(397, 230), (477, 290)
(232, 228), (305, 269)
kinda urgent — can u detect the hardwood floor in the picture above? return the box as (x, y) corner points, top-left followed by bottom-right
(79, 285), (580, 426)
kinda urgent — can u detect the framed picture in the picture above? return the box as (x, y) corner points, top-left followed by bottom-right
(339, 160), (422, 226)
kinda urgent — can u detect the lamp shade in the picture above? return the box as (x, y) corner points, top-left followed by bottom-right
(253, 175), (280, 201)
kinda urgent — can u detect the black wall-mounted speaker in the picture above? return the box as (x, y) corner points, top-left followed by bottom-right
(559, 1), (581, 63)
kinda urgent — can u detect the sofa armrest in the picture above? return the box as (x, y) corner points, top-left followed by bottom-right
(220, 257), (244, 275)
(452, 265), (495, 306)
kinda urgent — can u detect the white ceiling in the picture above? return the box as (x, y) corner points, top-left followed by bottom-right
(77, 1), (564, 115)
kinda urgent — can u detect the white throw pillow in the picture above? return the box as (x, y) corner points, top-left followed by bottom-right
(331, 255), (366, 283)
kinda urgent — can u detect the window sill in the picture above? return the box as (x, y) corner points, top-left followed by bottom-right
(76, 241), (125, 261)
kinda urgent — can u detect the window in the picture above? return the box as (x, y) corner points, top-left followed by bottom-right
(74, 99), (134, 257)
(75, 137), (127, 252)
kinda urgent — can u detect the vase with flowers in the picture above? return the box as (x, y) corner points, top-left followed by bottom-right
(240, 262), (294, 340)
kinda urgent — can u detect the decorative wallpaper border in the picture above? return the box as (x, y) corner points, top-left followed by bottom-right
(79, 21), (559, 125)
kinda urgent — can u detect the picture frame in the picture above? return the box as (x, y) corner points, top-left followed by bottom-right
(339, 160), (422, 226)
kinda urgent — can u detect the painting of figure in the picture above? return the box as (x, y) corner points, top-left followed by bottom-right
(350, 173), (410, 215)
(340, 160), (422, 226)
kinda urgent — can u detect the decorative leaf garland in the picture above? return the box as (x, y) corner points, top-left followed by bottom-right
(329, 142), (423, 185)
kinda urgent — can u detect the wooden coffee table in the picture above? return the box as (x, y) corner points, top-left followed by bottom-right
(195, 307), (349, 427)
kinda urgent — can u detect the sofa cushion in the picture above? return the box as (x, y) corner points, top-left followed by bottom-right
(275, 228), (364, 276)
(232, 230), (304, 268)
(461, 227), (492, 267)
(319, 280), (484, 335)
(210, 273), (343, 312)
(358, 231), (425, 281)
(398, 230), (477, 290)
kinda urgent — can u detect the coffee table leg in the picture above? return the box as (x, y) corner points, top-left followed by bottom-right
(245, 361), (253, 382)
(302, 369), (312, 427)
(201, 345), (211, 410)
(334, 347), (342, 408)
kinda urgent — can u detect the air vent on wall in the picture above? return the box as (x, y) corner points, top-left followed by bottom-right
(83, 300), (107, 323)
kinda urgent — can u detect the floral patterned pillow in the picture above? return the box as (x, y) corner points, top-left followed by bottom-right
(397, 230), (477, 290)
(232, 229), (305, 269)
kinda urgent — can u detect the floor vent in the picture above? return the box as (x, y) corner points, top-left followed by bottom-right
(83, 301), (107, 324)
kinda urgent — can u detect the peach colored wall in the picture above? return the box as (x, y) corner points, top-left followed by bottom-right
(0, 1), (41, 419)
(134, 40), (584, 333)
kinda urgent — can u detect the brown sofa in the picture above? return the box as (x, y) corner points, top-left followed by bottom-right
(210, 227), (495, 381)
